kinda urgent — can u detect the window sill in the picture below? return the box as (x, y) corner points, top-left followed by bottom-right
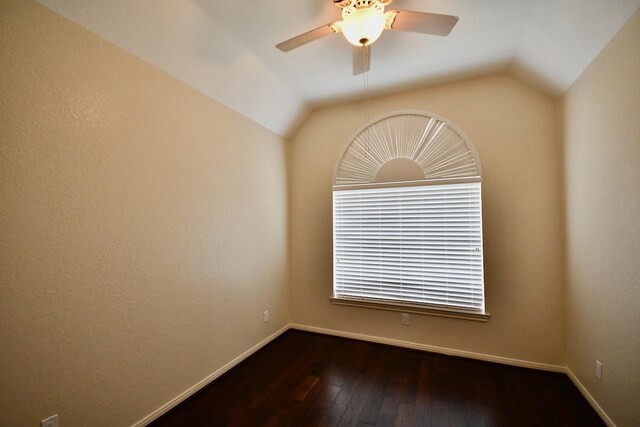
(330, 297), (490, 322)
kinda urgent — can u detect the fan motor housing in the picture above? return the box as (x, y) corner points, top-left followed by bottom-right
(335, 0), (393, 9)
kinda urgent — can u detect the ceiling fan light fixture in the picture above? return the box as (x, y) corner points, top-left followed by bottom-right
(341, 4), (386, 46)
(276, 0), (459, 76)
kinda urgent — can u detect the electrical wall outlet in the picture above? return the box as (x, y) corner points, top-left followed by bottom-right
(41, 414), (58, 427)
(263, 310), (270, 323)
(401, 313), (410, 326)
(595, 360), (602, 380)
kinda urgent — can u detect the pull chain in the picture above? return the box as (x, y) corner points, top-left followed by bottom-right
(362, 43), (370, 160)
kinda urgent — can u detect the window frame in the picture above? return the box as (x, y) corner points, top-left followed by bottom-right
(331, 111), (489, 321)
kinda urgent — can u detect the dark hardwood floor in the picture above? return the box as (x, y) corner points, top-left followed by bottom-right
(151, 330), (604, 427)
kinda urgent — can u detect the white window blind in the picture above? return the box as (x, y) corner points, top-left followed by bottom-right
(333, 182), (484, 311)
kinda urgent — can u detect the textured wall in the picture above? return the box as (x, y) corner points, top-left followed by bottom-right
(0, 1), (289, 425)
(563, 8), (640, 427)
(289, 74), (566, 366)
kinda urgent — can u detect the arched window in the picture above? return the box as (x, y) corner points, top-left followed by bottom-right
(332, 111), (487, 320)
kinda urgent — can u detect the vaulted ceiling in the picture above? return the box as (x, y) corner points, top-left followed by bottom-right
(38, 0), (640, 136)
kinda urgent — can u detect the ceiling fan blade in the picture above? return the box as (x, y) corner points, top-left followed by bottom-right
(353, 45), (371, 76)
(276, 24), (337, 52)
(387, 10), (459, 36)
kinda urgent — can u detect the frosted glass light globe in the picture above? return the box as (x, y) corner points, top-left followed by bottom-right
(341, 6), (386, 46)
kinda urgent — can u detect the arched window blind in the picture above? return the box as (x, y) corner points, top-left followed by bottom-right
(333, 111), (485, 313)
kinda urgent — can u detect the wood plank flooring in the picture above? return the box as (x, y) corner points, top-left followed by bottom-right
(151, 330), (604, 427)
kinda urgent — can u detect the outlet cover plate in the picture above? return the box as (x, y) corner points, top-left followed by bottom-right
(401, 313), (410, 326)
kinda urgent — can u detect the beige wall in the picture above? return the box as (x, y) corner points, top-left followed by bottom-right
(4, 0), (638, 425)
(0, 1), (289, 426)
(289, 74), (566, 365)
(563, 8), (640, 427)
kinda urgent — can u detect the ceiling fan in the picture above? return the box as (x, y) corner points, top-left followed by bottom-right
(276, 0), (459, 75)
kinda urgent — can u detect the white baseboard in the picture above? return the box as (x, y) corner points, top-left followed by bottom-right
(290, 323), (566, 373)
(131, 325), (290, 427)
(566, 368), (616, 427)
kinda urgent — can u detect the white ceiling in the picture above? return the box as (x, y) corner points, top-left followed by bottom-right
(38, 0), (640, 136)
